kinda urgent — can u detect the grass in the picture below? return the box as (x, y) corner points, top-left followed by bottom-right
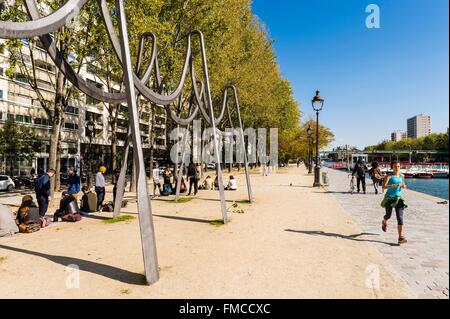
(120, 288), (132, 295)
(210, 219), (226, 227)
(103, 215), (135, 224)
(168, 197), (195, 204)
(0, 256), (6, 264)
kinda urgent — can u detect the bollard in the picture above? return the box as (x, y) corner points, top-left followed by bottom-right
(322, 172), (329, 186)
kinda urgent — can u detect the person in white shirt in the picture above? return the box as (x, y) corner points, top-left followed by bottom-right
(95, 166), (107, 210)
(152, 164), (162, 196)
(225, 176), (238, 191)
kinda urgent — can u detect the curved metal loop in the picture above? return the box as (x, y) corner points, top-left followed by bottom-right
(0, 0), (89, 39)
(98, 0), (191, 106)
(24, 0), (127, 104)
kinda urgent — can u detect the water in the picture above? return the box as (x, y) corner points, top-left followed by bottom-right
(405, 178), (449, 200)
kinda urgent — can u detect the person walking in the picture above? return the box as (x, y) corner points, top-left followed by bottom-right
(34, 168), (56, 217)
(381, 160), (408, 245)
(95, 166), (107, 210)
(352, 159), (368, 194)
(67, 167), (81, 197)
(187, 163), (199, 196)
(369, 161), (383, 195)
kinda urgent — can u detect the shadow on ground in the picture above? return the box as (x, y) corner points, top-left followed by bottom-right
(0, 245), (146, 285)
(285, 229), (399, 247)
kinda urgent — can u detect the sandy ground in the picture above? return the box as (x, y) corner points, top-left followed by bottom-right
(0, 166), (412, 299)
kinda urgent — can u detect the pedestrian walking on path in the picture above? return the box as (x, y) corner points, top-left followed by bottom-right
(352, 159), (368, 194)
(381, 160), (408, 245)
(369, 161), (383, 195)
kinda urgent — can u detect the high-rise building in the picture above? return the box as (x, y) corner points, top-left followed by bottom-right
(0, 36), (167, 176)
(407, 114), (432, 139)
(391, 130), (407, 142)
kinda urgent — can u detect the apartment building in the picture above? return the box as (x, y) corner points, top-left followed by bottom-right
(0, 36), (167, 176)
(407, 114), (432, 139)
(391, 130), (407, 142)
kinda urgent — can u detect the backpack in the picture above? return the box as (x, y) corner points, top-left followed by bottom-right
(102, 202), (114, 212)
(61, 213), (82, 222)
(356, 164), (366, 175)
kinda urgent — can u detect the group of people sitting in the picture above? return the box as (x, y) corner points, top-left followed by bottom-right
(152, 163), (239, 197)
(1, 165), (111, 235)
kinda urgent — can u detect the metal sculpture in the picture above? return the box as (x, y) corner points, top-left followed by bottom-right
(0, 0), (253, 285)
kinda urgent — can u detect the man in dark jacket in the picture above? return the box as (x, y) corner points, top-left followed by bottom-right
(35, 169), (56, 217)
(67, 167), (81, 196)
(352, 159), (368, 194)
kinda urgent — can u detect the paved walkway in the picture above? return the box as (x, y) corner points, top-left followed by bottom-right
(323, 168), (449, 299)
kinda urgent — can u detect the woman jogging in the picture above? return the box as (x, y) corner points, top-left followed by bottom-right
(381, 160), (408, 245)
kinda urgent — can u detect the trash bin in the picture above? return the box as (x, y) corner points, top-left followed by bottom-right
(322, 171), (329, 186)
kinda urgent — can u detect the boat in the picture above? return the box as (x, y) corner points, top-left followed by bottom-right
(415, 172), (433, 179)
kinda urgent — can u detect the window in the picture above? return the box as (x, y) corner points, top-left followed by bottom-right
(65, 105), (79, 115)
(34, 118), (51, 127)
(64, 122), (79, 131)
(15, 114), (32, 123)
(0, 67), (4, 76)
(36, 79), (52, 90)
(7, 113), (14, 121)
(0, 176), (8, 181)
(0, 89), (3, 100)
(15, 73), (28, 83)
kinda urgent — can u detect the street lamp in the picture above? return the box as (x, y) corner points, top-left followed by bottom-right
(312, 90), (324, 187)
(85, 120), (96, 188)
(307, 124), (313, 174)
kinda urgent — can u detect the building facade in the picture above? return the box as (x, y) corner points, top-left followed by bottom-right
(407, 114), (432, 139)
(0, 36), (167, 176)
(391, 130), (407, 142)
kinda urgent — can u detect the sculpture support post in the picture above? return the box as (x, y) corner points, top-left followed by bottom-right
(175, 127), (190, 201)
(117, 0), (159, 284)
(235, 98), (253, 203)
(198, 34), (228, 223)
(113, 133), (131, 218)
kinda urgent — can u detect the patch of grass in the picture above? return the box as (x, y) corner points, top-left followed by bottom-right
(0, 256), (6, 264)
(55, 227), (63, 231)
(228, 202), (245, 214)
(103, 215), (135, 224)
(210, 219), (226, 227)
(120, 288), (132, 295)
(168, 197), (194, 204)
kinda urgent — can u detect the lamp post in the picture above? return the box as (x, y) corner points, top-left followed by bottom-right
(307, 124), (313, 174)
(312, 90), (324, 187)
(85, 120), (96, 188)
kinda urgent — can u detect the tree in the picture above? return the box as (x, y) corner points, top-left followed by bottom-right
(0, 119), (39, 176)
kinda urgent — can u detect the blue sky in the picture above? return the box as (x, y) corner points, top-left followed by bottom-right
(252, 0), (449, 149)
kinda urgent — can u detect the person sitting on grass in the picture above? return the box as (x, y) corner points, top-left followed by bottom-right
(53, 192), (82, 222)
(16, 195), (49, 233)
(80, 186), (97, 213)
(202, 176), (214, 190)
(225, 176), (238, 191)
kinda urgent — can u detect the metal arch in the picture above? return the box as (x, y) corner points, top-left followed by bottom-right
(115, 0), (159, 285)
(0, 0), (89, 39)
(24, 0), (127, 104)
(98, 0), (191, 106)
(223, 85), (253, 203)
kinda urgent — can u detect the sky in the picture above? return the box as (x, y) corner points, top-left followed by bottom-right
(251, 0), (449, 150)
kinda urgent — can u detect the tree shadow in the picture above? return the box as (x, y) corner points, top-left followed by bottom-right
(0, 244), (147, 285)
(285, 229), (399, 247)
